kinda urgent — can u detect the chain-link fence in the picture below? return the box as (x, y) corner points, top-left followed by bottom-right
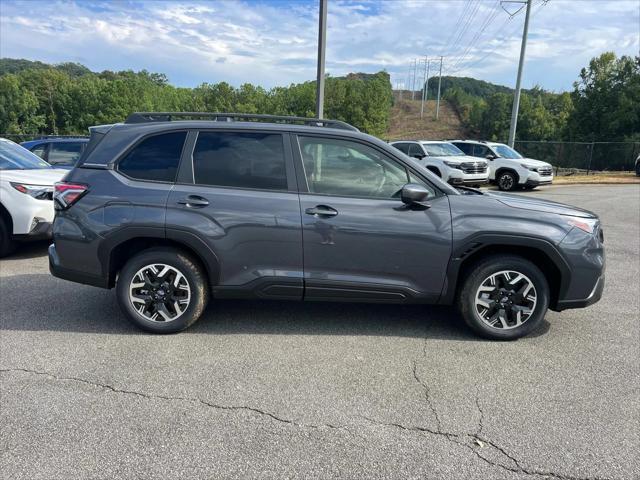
(514, 141), (640, 174)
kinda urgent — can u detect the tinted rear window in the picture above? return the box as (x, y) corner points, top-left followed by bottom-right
(192, 132), (287, 190)
(118, 132), (186, 182)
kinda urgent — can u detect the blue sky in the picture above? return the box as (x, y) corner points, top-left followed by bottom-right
(1, 0), (638, 91)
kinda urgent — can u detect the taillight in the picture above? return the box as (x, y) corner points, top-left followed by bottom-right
(54, 182), (88, 210)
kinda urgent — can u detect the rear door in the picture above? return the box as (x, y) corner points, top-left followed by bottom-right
(293, 134), (452, 302)
(167, 130), (303, 299)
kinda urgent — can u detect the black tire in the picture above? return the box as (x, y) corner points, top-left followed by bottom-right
(635, 162), (640, 177)
(497, 171), (518, 191)
(0, 217), (16, 258)
(457, 255), (550, 340)
(116, 247), (209, 333)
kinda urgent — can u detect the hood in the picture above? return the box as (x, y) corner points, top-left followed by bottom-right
(0, 168), (68, 186)
(519, 157), (551, 168)
(428, 155), (487, 165)
(487, 191), (597, 218)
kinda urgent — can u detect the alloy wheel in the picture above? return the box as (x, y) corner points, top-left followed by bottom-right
(498, 173), (514, 190)
(129, 263), (191, 322)
(474, 270), (537, 329)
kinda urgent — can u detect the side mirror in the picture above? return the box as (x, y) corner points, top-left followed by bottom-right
(485, 154), (496, 160)
(411, 153), (426, 160)
(400, 183), (431, 209)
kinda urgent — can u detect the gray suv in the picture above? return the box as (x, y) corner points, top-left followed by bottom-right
(49, 113), (605, 340)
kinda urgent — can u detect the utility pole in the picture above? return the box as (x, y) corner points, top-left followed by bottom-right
(507, 0), (532, 147)
(316, 0), (328, 119)
(435, 56), (444, 120)
(411, 59), (418, 100)
(421, 57), (430, 118)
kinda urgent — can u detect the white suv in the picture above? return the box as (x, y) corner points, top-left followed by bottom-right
(450, 140), (553, 191)
(390, 140), (489, 186)
(0, 138), (68, 257)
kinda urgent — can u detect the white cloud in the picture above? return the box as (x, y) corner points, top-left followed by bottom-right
(0, 0), (637, 91)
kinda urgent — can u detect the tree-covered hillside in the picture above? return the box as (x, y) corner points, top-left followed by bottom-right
(0, 60), (393, 137)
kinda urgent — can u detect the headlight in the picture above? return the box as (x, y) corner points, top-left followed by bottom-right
(520, 164), (538, 172)
(10, 182), (52, 200)
(567, 217), (598, 234)
(443, 161), (463, 170)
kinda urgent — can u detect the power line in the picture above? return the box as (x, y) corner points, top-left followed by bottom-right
(445, 0), (482, 58)
(441, 0), (474, 55)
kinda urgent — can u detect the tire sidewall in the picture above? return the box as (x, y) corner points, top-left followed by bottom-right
(459, 256), (550, 340)
(0, 217), (16, 258)
(116, 249), (208, 333)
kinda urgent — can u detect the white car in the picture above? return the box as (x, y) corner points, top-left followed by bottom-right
(0, 138), (68, 257)
(450, 140), (553, 191)
(390, 140), (489, 187)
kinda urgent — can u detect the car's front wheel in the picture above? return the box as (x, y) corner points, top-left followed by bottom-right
(457, 255), (550, 340)
(497, 171), (518, 191)
(116, 247), (209, 333)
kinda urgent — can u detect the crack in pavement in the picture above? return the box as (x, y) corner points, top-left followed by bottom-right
(0, 367), (344, 432)
(1, 367), (616, 480)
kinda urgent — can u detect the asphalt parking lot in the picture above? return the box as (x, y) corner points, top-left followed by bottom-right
(1, 184), (638, 480)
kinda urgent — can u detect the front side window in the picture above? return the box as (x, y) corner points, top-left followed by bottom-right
(31, 144), (47, 159)
(118, 132), (186, 182)
(192, 132), (287, 190)
(393, 143), (409, 154)
(473, 144), (490, 158)
(298, 136), (412, 199)
(48, 142), (85, 166)
(408, 143), (425, 158)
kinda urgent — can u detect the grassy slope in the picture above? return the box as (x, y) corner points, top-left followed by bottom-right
(386, 93), (469, 142)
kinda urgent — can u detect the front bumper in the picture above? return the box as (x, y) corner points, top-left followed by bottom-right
(450, 177), (489, 186)
(555, 274), (605, 310)
(14, 219), (52, 241)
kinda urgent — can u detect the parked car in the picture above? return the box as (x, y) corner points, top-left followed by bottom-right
(0, 138), (68, 257)
(49, 113), (605, 340)
(21, 137), (89, 169)
(390, 140), (489, 187)
(450, 140), (553, 191)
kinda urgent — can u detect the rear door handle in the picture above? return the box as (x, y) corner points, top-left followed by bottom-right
(177, 195), (209, 208)
(305, 205), (338, 217)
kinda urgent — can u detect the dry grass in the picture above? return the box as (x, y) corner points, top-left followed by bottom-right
(553, 172), (640, 184)
(387, 97), (468, 141)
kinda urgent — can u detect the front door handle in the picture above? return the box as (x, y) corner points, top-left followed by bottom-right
(305, 205), (338, 217)
(177, 195), (209, 208)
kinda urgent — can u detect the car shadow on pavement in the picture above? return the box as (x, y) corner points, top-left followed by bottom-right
(0, 273), (549, 341)
(3, 241), (50, 260)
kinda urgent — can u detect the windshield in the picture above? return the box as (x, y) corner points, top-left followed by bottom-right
(494, 145), (523, 159)
(422, 143), (464, 157)
(0, 139), (51, 170)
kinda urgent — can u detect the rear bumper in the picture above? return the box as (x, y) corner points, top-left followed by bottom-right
(48, 244), (109, 288)
(14, 220), (52, 241)
(555, 274), (605, 310)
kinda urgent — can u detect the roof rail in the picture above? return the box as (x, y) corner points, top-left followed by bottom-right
(124, 112), (359, 132)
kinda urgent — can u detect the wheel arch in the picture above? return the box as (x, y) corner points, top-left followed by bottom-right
(494, 167), (520, 184)
(105, 231), (220, 289)
(440, 235), (570, 310)
(0, 202), (14, 232)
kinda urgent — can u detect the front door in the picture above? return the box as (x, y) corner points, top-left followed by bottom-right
(293, 135), (452, 302)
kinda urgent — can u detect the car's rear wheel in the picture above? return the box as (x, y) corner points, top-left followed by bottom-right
(635, 161), (640, 176)
(0, 217), (16, 258)
(116, 248), (209, 333)
(457, 255), (549, 340)
(497, 171), (518, 191)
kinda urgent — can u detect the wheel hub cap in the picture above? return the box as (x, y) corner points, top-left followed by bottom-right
(129, 263), (191, 323)
(474, 270), (537, 330)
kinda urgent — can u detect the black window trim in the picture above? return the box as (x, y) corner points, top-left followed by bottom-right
(176, 128), (296, 194)
(115, 130), (190, 184)
(291, 132), (443, 201)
